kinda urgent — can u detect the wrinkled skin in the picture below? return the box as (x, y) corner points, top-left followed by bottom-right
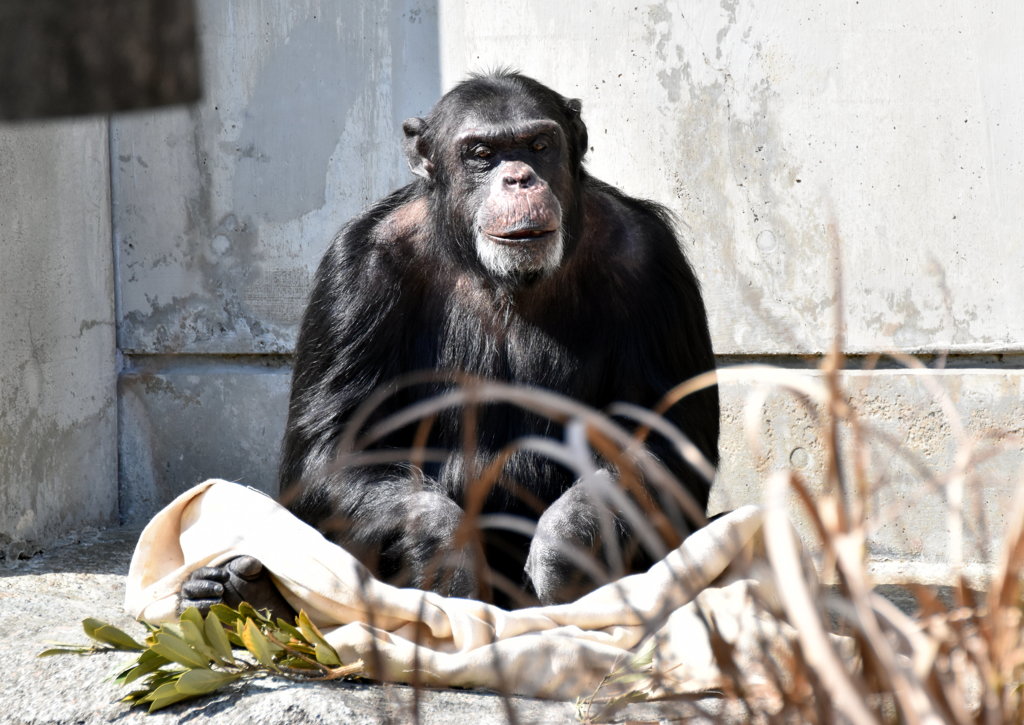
(180, 555), (295, 620)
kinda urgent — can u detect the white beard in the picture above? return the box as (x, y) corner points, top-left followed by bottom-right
(475, 230), (564, 279)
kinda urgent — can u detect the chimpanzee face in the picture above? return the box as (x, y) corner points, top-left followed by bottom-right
(402, 79), (585, 285)
(454, 116), (568, 280)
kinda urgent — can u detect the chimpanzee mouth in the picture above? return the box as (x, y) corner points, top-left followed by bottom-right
(484, 228), (558, 243)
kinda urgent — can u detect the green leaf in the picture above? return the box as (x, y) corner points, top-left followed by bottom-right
(138, 648), (172, 667)
(81, 619), (144, 651)
(179, 606), (205, 631)
(210, 603), (242, 627)
(240, 619), (277, 669)
(117, 654), (170, 686)
(204, 612), (235, 664)
(284, 642), (316, 657)
(314, 642), (341, 666)
(297, 611), (341, 666)
(175, 668), (242, 696)
(225, 628), (245, 648)
(144, 682), (195, 712)
(38, 645), (97, 657)
(118, 662), (162, 686)
(145, 669), (181, 690)
(237, 602), (270, 625)
(297, 611), (329, 648)
(278, 656), (319, 671)
(82, 618), (106, 639)
(165, 620), (190, 636)
(179, 619), (221, 666)
(275, 618), (304, 641)
(150, 632), (210, 669)
(121, 687), (154, 705)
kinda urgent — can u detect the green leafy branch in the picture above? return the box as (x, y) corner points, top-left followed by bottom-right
(39, 604), (362, 713)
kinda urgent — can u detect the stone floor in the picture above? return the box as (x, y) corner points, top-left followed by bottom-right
(0, 527), (741, 725)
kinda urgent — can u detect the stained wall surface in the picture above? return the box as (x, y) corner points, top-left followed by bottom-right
(0, 119), (118, 556)
(112, 0), (441, 521)
(1, 1), (1021, 577)
(437, 0), (1024, 576)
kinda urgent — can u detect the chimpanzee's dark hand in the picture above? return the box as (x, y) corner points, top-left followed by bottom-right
(525, 478), (625, 606)
(179, 555), (296, 621)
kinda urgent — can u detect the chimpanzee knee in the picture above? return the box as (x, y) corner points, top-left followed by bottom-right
(395, 490), (477, 598)
(525, 481), (623, 605)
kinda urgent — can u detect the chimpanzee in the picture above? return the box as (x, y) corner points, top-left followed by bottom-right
(180, 71), (719, 613)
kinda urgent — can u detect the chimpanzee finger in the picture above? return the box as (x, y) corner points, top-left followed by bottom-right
(181, 578), (224, 600)
(190, 566), (230, 582)
(180, 598), (222, 614)
(227, 555), (264, 580)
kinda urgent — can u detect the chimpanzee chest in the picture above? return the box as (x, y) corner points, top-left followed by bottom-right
(402, 304), (614, 504)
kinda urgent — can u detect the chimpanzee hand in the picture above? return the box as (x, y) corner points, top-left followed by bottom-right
(392, 489), (478, 598)
(179, 555), (296, 621)
(525, 479), (623, 605)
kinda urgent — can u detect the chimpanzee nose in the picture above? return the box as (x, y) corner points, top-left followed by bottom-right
(502, 162), (537, 188)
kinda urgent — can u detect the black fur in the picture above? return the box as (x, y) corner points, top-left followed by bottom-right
(182, 72), (719, 613)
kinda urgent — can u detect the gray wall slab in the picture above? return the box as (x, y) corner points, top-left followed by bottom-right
(111, 0), (441, 355)
(438, 0), (1024, 356)
(4, 0), (1016, 581)
(115, 357), (1024, 577)
(118, 361), (290, 525)
(712, 368), (1024, 576)
(109, 1), (1024, 573)
(0, 119), (117, 555)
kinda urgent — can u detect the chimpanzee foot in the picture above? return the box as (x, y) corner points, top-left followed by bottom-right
(179, 555), (297, 621)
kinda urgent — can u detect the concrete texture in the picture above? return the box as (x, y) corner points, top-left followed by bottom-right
(1, 0), (1021, 600)
(117, 358), (290, 525)
(0, 528), (740, 724)
(713, 368), (1024, 579)
(111, 0), (441, 355)
(0, 118), (118, 557)
(101, 0), (1024, 547)
(439, 0), (1024, 356)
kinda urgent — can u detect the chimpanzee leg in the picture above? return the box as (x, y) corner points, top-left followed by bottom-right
(528, 471), (663, 606)
(180, 466), (476, 617)
(290, 464), (478, 598)
(524, 474), (638, 605)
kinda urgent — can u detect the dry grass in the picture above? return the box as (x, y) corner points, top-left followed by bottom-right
(325, 346), (1024, 723)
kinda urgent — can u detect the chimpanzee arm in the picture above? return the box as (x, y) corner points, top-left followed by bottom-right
(525, 191), (719, 604)
(588, 185), (720, 508)
(279, 188), (425, 495)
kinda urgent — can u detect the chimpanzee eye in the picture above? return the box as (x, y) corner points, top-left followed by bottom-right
(531, 139), (547, 153)
(472, 145), (494, 160)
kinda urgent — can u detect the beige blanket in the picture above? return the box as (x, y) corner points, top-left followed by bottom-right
(125, 479), (792, 700)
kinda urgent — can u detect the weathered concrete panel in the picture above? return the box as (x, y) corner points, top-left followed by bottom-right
(118, 362), (290, 524)
(112, 0), (441, 354)
(117, 358), (1024, 574)
(712, 368), (1024, 578)
(0, 119), (117, 556)
(439, 0), (1024, 355)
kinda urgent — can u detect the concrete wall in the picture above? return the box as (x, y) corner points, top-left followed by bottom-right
(0, 119), (118, 557)
(438, 0), (1024, 578)
(1, 1), (1021, 578)
(113, 0), (441, 522)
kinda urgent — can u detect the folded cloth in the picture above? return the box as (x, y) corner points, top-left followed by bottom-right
(125, 479), (793, 700)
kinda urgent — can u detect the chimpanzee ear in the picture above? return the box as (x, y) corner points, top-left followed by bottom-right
(402, 117), (435, 180)
(565, 99), (588, 163)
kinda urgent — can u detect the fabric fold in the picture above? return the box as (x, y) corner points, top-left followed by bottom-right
(126, 479), (790, 700)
